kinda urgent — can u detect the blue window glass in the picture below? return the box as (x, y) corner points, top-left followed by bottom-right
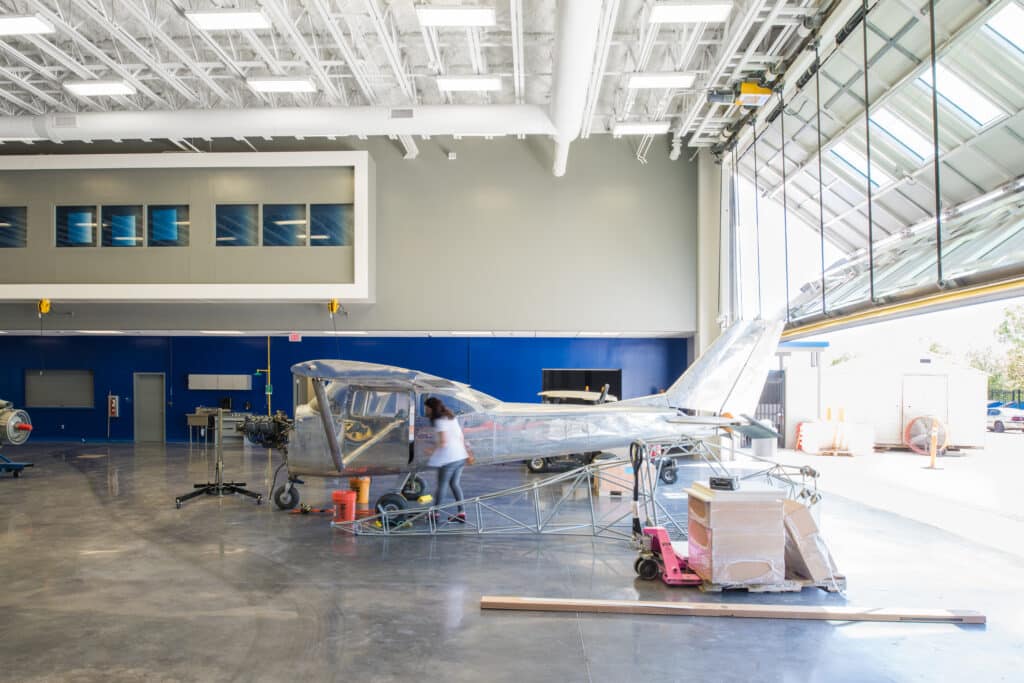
(148, 205), (189, 246)
(0, 206), (27, 248)
(102, 205), (143, 247)
(310, 203), (351, 246)
(263, 204), (308, 246)
(216, 204), (257, 247)
(56, 205), (96, 247)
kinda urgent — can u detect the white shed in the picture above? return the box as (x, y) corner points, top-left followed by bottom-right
(820, 355), (987, 449)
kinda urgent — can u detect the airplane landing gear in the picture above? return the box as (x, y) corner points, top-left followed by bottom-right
(273, 480), (301, 510)
(375, 492), (410, 523)
(400, 473), (429, 501)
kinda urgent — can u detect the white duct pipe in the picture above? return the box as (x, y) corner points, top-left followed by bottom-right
(0, 105), (558, 142)
(549, 0), (603, 177)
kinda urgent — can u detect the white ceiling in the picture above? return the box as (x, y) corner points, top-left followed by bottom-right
(0, 0), (817, 167)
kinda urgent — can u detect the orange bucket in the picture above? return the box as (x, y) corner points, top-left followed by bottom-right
(332, 489), (357, 523)
(349, 476), (371, 505)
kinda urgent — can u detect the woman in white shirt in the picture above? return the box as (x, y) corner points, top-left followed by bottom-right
(424, 397), (470, 522)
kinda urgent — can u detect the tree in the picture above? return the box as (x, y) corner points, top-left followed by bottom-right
(997, 306), (1024, 388)
(967, 347), (1008, 393)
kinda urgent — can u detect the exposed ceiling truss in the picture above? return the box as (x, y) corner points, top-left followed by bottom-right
(0, 0), (817, 172)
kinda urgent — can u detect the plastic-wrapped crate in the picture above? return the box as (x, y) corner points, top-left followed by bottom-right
(685, 483), (785, 586)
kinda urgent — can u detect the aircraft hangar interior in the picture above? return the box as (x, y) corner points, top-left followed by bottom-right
(0, 0), (1021, 680)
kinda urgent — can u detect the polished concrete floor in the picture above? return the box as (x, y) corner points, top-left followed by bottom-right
(0, 442), (1020, 682)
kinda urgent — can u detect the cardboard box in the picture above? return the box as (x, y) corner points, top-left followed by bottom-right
(688, 518), (785, 584)
(783, 499), (840, 583)
(597, 461), (634, 496)
(685, 483), (785, 585)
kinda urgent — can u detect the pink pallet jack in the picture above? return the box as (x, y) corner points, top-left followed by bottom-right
(634, 526), (703, 586)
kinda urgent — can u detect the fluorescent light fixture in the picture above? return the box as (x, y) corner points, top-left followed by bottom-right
(184, 10), (271, 31)
(612, 121), (672, 137)
(450, 331), (491, 336)
(627, 72), (697, 89)
(436, 75), (502, 92)
(247, 77), (317, 93)
(63, 80), (136, 97)
(869, 108), (933, 160)
(649, 2), (733, 24)
(0, 137), (43, 142)
(0, 14), (55, 36)
(199, 330), (245, 335)
(77, 330), (125, 335)
(578, 332), (621, 337)
(324, 330), (368, 335)
(415, 6), (496, 27)
(272, 219), (308, 226)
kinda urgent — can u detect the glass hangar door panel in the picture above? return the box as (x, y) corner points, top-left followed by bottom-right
(341, 386), (412, 473)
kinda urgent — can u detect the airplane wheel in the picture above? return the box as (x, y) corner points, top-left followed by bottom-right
(402, 475), (428, 501)
(994, 421), (1005, 433)
(637, 558), (661, 581)
(659, 463), (678, 485)
(273, 484), (300, 510)
(375, 492), (409, 523)
(527, 457), (548, 473)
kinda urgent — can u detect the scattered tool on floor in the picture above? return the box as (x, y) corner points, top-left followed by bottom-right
(479, 596), (985, 624)
(289, 504), (334, 515)
(0, 400), (33, 478)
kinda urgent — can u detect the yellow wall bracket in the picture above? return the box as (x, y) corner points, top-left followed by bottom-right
(37, 299), (51, 316)
(327, 298), (341, 316)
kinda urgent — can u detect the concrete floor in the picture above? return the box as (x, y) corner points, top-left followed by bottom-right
(775, 431), (1024, 560)
(0, 442), (1021, 682)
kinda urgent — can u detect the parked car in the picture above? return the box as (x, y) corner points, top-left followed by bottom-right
(987, 405), (1024, 432)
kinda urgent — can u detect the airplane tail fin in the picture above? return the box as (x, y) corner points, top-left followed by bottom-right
(626, 316), (785, 416)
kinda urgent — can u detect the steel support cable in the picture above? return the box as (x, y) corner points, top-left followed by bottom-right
(752, 123), (764, 317)
(928, 0), (944, 284)
(814, 42), (827, 315)
(862, 0), (877, 302)
(780, 95), (792, 322)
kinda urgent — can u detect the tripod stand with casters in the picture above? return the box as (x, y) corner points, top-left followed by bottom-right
(176, 409), (263, 509)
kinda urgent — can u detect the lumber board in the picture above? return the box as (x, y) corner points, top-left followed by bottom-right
(479, 596), (985, 624)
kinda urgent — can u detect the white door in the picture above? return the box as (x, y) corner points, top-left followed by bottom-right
(901, 375), (948, 431)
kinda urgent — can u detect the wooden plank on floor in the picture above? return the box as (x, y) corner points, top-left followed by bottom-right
(480, 596), (985, 624)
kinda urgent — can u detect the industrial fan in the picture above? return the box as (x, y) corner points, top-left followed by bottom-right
(903, 415), (949, 455)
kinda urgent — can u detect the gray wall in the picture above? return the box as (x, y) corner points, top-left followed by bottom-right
(0, 167), (355, 285)
(0, 136), (697, 333)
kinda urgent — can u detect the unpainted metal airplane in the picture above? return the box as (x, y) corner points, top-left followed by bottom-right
(241, 316), (785, 512)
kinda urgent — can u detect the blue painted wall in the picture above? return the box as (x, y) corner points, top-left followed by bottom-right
(0, 335), (687, 442)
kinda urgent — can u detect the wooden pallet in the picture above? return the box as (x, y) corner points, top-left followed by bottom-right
(818, 449), (854, 457)
(700, 574), (847, 594)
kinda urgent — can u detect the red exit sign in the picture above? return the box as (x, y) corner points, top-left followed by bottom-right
(288, 332), (302, 342)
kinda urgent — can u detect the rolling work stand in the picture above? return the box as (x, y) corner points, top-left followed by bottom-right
(176, 409), (263, 508)
(0, 453), (33, 478)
